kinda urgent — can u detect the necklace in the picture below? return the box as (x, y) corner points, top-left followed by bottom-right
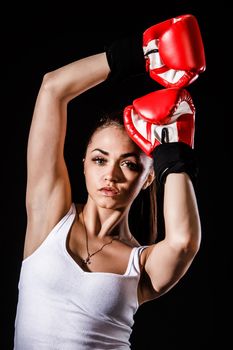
(81, 209), (117, 265)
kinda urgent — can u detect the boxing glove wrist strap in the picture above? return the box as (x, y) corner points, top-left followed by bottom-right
(105, 34), (145, 83)
(152, 142), (198, 185)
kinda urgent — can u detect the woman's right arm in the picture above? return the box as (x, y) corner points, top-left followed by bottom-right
(24, 53), (110, 258)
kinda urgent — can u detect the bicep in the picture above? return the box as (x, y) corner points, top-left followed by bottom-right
(26, 76), (71, 212)
(144, 241), (195, 296)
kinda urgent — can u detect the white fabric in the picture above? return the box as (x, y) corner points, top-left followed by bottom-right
(14, 204), (146, 349)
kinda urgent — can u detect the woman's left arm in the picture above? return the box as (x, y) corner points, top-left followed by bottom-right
(145, 172), (201, 295)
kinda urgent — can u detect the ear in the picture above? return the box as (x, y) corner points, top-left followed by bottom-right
(83, 158), (85, 174)
(142, 168), (155, 190)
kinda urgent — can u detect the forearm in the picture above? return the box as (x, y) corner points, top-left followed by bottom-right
(42, 52), (110, 102)
(145, 173), (201, 294)
(28, 52), (110, 161)
(27, 53), (110, 209)
(163, 173), (201, 252)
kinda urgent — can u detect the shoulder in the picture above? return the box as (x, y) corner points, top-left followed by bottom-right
(139, 245), (154, 268)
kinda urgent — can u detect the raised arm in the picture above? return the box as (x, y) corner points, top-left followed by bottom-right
(24, 53), (110, 258)
(123, 87), (201, 300)
(145, 172), (201, 296)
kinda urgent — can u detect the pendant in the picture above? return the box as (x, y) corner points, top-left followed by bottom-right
(82, 256), (91, 265)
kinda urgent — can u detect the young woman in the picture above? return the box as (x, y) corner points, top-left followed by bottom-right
(14, 14), (205, 349)
(13, 50), (201, 349)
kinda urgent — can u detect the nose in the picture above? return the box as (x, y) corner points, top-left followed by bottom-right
(104, 163), (122, 183)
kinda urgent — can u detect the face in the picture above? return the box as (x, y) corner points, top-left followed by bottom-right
(83, 126), (154, 210)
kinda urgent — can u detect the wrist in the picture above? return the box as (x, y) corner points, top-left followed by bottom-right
(152, 142), (198, 186)
(105, 34), (145, 83)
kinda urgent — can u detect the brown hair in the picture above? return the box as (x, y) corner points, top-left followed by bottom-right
(85, 111), (158, 245)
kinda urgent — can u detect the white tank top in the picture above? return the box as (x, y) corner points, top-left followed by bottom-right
(14, 203), (147, 350)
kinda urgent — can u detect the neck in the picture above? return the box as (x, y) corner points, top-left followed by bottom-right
(81, 199), (131, 240)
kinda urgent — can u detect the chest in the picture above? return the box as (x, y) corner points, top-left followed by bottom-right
(67, 220), (135, 275)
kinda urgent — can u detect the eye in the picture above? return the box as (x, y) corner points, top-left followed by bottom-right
(121, 160), (140, 171)
(92, 156), (107, 165)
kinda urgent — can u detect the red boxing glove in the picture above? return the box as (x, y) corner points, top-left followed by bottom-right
(143, 14), (206, 88)
(123, 88), (195, 157)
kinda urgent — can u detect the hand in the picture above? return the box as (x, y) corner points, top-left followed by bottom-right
(143, 14), (206, 87)
(123, 88), (198, 184)
(123, 87), (195, 156)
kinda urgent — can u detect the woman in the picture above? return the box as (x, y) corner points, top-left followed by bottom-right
(13, 50), (201, 349)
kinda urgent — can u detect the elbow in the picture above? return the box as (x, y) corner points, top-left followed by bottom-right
(39, 71), (67, 100)
(188, 223), (202, 256)
(168, 216), (202, 258)
(170, 229), (202, 259)
(185, 236), (201, 258)
(184, 237), (201, 259)
(40, 71), (59, 93)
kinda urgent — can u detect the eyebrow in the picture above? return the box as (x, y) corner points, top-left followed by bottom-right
(91, 148), (140, 159)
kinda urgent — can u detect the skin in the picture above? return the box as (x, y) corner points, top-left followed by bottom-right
(24, 52), (201, 305)
(84, 126), (154, 216)
(67, 125), (155, 291)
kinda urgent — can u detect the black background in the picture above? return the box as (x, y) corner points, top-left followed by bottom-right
(1, 1), (230, 349)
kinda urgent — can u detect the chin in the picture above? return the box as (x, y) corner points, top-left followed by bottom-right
(97, 200), (121, 210)
(95, 197), (126, 211)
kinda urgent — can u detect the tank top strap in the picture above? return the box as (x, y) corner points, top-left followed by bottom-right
(56, 203), (76, 237)
(125, 246), (148, 277)
(50, 202), (76, 236)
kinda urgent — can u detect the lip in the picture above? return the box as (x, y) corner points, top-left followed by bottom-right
(99, 187), (120, 197)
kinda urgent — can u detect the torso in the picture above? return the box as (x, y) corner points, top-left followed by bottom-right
(66, 204), (157, 303)
(24, 202), (157, 304)
(15, 204), (145, 349)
